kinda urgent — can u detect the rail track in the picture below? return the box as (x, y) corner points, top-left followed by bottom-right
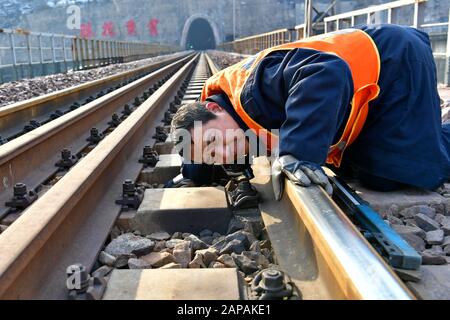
(0, 52), (415, 300)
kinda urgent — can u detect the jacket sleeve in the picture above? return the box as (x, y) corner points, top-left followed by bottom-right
(276, 49), (354, 165)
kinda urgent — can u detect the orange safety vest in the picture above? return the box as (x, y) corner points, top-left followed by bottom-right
(201, 29), (381, 167)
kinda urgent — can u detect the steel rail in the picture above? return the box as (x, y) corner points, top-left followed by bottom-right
(0, 53), (195, 221)
(0, 53), (200, 299)
(204, 53), (220, 75)
(284, 182), (414, 299)
(0, 52), (191, 140)
(251, 158), (414, 300)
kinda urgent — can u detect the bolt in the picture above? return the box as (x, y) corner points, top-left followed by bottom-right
(123, 179), (136, 196)
(61, 148), (71, 160)
(139, 146), (159, 167)
(24, 120), (41, 132)
(259, 269), (285, 292)
(50, 109), (64, 119)
(109, 113), (121, 127)
(87, 127), (103, 143)
(122, 104), (132, 116)
(70, 102), (81, 110)
(13, 183), (27, 198)
(143, 145), (154, 155)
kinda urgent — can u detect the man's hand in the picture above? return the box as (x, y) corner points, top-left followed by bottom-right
(272, 155), (333, 201)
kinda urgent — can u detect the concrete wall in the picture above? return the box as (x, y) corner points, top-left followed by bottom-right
(1, 0), (449, 46)
(14, 0), (300, 46)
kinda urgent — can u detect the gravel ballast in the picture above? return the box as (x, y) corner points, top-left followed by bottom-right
(0, 51), (189, 108)
(207, 50), (248, 70)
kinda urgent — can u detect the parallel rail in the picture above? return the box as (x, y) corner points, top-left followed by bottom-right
(0, 54), (194, 222)
(252, 158), (414, 300)
(0, 53), (200, 299)
(0, 52), (191, 142)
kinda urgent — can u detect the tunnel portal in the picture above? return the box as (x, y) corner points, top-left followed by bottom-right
(185, 18), (216, 50)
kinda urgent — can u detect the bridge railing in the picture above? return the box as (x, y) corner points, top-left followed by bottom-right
(0, 28), (179, 84)
(324, 0), (427, 32)
(218, 0), (450, 86)
(218, 28), (297, 55)
(323, 0), (449, 86)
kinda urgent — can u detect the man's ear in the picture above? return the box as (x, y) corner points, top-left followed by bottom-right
(205, 102), (224, 113)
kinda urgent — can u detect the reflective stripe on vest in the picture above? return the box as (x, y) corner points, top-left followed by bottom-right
(201, 29), (381, 167)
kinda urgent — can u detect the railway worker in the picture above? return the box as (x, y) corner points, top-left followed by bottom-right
(171, 24), (450, 200)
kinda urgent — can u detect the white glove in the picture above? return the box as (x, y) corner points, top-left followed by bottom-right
(272, 155), (333, 201)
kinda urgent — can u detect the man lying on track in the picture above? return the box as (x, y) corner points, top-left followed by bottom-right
(171, 24), (450, 200)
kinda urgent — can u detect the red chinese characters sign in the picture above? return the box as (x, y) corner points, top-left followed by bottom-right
(81, 19), (160, 39)
(102, 21), (116, 37)
(80, 22), (94, 39)
(126, 19), (137, 36)
(148, 19), (159, 37)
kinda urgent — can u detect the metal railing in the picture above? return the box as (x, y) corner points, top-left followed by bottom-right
(0, 28), (179, 84)
(323, 0), (449, 86)
(218, 0), (450, 86)
(218, 28), (296, 54)
(324, 0), (427, 32)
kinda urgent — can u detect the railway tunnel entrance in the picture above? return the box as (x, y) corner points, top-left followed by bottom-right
(185, 18), (216, 50)
(180, 15), (220, 50)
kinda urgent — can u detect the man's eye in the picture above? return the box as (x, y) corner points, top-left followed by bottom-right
(207, 136), (215, 145)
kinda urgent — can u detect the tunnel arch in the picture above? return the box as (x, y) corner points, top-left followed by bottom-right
(180, 14), (220, 50)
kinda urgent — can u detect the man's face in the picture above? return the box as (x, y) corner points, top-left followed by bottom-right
(189, 102), (248, 164)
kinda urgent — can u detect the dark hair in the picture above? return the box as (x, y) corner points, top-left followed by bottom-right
(171, 101), (217, 132)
